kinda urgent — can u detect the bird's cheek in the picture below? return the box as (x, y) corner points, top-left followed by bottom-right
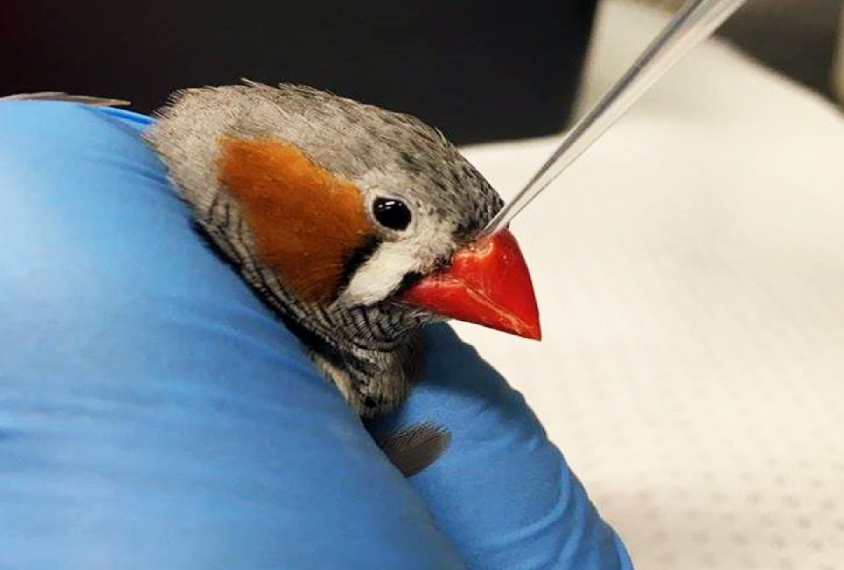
(336, 241), (425, 307)
(217, 136), (374, 305)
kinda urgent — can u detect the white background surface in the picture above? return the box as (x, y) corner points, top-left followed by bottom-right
(457, 2), (844, 568)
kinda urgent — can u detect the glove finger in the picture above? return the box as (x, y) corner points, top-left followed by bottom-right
(369, 324), (634, 570)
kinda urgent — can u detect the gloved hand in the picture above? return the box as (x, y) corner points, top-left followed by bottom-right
(0, 101), (633, 570)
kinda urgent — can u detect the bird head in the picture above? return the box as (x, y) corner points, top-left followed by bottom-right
(146, 82), (540, 344)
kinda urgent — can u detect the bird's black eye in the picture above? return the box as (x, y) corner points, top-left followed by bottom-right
(372, 198), (412, 231)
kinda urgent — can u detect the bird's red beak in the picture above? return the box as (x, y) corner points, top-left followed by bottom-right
(399, 228), (541, 340)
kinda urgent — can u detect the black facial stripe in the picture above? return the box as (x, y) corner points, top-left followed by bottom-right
(335, 236), (380, 298)
(390, 271), (424, 299)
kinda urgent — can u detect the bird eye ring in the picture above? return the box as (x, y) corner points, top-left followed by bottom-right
(372, 197), (412, 232)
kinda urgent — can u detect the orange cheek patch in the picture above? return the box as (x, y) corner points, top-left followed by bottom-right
(218, 136), (373, 304)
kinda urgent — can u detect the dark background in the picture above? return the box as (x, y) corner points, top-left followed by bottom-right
(651, 0), (844, 102)
(1, 0), (598, 145)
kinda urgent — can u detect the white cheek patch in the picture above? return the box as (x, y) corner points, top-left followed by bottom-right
(337, 240), (428, 306)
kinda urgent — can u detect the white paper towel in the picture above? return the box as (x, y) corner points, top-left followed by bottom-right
(456, 2), (844, 568)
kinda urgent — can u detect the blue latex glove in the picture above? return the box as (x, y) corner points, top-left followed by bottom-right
(0, 101), (634, 570)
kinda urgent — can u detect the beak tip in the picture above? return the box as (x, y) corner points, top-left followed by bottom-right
(513, 312), (542, 341)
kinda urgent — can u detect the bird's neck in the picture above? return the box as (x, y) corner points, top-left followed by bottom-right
(249, 278), (428, 416)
